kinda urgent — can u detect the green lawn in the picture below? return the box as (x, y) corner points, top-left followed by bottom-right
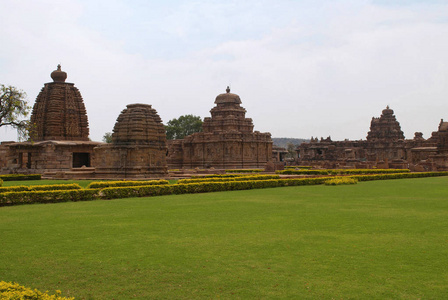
(1, 177), (448, 299)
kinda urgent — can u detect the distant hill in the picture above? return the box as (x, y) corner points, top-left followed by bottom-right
(272, 138), (309, 148)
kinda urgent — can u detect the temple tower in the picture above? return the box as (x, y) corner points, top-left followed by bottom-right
(93, 103), (168, 178)
(172, 87), (272, 169)
(30, 65), (89, 141)
(366, 106), (404, 141)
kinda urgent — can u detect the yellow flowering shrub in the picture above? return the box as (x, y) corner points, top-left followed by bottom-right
(325, 177), (358, 185)
(0, 281), (74, 299)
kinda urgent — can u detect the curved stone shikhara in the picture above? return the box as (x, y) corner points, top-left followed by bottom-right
(93, 103), (168, 178)
(30, 65), (89, 141)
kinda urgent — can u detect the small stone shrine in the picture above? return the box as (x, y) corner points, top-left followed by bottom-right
(93, 103), (168, 178)
(3, 65), (101, 174)
(167, 87), (272, 169)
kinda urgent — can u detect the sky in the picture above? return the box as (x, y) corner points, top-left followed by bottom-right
(1, 0), (447, 142)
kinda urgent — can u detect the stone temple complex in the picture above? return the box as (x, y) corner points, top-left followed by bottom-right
(2, 65), (448, 176)
(297, 106), (448, 171)
(167, 87), (273, 169)
(93, 104), (168, 178)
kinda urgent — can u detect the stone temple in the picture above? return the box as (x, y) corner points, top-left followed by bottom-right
(93, 104), (168, 178)
(2, 65), (102, 175)
(0, 66), (168, 178)
(167, 87), (273, 169)
(297, 106), (448, 171)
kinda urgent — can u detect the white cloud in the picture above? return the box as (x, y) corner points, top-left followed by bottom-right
(1, 0), (447, 143)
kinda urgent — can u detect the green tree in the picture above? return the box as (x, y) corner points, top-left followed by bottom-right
(103, 132), (113, 143)
(286, 142), (297, 160)
(165, 115), (203, 140)
(0, 84), (31, 140)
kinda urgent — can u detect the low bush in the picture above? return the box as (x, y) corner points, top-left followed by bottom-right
(1, 172), (447, 206)
(0, 281), (74, 299)
(0, 174), (42, 181)
(0, 184), (82, 194)
(190, 174), (248, 179)
(225, 169), (264, 173)
(276, 169), (411, 175)
(178, 175), (280, 184)
(0, 178), (2, 187)
(350, 171), (448, 181)
(0, 189), (100, 206)
(100, 177), (329, 200)
(87, 180), (169, 189)
(325, 177), (358, 185)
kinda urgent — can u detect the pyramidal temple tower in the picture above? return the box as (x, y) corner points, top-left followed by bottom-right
(168, 87), (273, 169)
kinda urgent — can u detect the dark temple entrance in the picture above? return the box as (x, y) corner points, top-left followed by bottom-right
(73, 153), (90, 168)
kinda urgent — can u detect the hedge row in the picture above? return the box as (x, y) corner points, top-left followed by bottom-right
(350, 171), (448, 181)
(225, 169), (264, 173)
(100, 177), (329, 199)
(0, 179), (2, 187)
(1, 172), (447, 206)
(276, 169), (411, 175)
(190, 174), (251, 179)
(0, 189), (99, 206)
(0, 281), (74, 300)
(0, 174), (42, 181)
(178, 175), (280, 184)
(0, 183), (82, 194)
(325, 177), (358, 185)
(87, 179), (169, 189)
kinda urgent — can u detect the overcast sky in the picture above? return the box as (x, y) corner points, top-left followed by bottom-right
(1, 0), (447, 142)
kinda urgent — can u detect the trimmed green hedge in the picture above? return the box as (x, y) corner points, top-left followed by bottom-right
(87, 180), (169, 189)
(0, 174), (42, 181)
(0, 183), (82, 194)
(0, 189), (100, 206)
(1, 172), (447, 206)
(276, 169), (411, 175)
(350, 171), (448, 181)
(325, 177), (358, 185)
(0, 179), (2, 187)
(178, 175), (280, 184)
(190, 174), (250, 179)
(100, 177), (330, 200)
(225, 169), (264, 173)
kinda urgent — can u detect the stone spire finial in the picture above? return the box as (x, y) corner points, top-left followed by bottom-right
(226, 86), (230, 93)
(50, 64), (67, 83)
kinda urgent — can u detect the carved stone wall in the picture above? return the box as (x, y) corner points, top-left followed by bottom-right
(94, 103), (168, 178)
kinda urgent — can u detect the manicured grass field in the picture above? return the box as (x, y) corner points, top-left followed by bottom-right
(1, 177), (448, 299)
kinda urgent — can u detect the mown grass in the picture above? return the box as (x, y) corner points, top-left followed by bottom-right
(1, 177), (448, 299)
